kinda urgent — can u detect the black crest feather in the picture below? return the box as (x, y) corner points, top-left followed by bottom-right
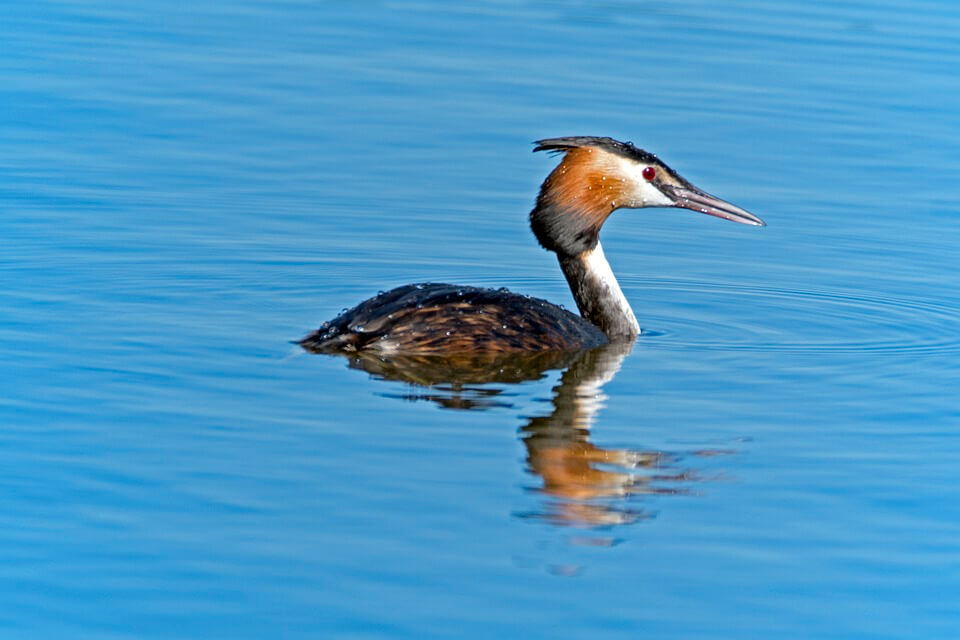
(533, 136), (660, 165)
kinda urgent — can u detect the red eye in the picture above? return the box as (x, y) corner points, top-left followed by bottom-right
(642, 166), (656, 180)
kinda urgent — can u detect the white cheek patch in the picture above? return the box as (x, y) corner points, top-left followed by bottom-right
(612, 156), (675, 208)
(636, 177), (674, 207)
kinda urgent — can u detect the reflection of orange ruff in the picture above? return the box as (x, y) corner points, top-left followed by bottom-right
(529, 441), (661, 501)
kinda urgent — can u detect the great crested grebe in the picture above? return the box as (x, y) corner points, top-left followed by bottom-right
(301, 136), (764, 354)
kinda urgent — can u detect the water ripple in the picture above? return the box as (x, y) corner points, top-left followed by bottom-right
(632, 279), (960, 355)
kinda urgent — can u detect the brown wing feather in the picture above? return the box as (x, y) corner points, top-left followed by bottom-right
(300, 283), (608, 354)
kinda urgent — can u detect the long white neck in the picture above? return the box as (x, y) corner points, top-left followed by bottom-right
(558, 241), (640, 338)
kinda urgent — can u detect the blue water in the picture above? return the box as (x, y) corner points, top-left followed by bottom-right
(3, 0), (960, 637)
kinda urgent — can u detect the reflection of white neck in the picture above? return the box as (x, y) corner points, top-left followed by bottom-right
(573, 341), (632, 431)
(559, 241), (640, 338)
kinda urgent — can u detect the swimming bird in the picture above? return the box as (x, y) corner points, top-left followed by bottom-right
(300, 136), (764, 354)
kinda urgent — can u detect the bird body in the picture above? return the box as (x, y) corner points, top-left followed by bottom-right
(300, 283), (607, 354)
(301, 136), (764, 354)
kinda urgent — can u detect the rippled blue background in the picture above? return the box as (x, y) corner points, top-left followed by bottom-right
(3, 1), (960, 637)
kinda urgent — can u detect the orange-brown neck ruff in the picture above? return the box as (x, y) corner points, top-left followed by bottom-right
(529, 147), (630, 257)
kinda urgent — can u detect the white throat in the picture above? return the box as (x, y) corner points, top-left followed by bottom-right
(559, 240), (640, 338)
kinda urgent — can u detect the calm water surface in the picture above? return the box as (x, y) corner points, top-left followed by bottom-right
(3, 1), (960, 638)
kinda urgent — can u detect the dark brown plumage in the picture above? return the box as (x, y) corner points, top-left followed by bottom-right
(299, 283), (607, 354)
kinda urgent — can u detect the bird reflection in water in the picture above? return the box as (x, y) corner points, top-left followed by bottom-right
(517, 340), (696, 527)
(305, 339), (731, 528)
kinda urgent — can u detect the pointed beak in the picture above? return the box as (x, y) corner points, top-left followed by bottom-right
(661, 183), (765, 227)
